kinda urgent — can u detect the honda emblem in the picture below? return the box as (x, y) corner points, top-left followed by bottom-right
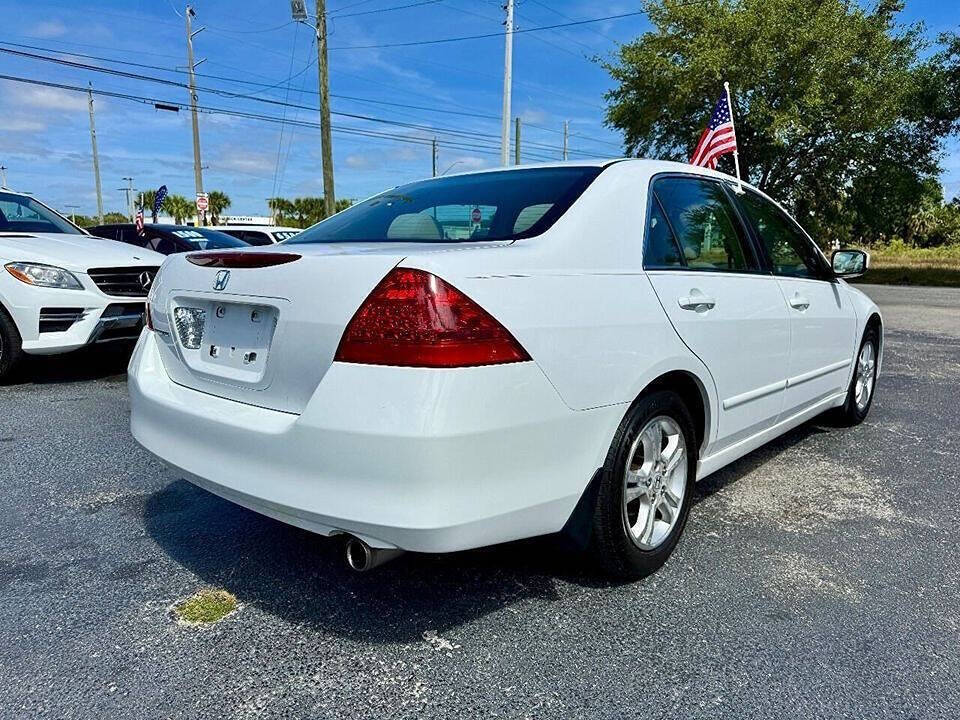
(213, 269), (230, 291)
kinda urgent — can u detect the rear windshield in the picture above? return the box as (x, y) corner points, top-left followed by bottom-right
(287, 166), (603, 244)
(173, 228), (248, 250)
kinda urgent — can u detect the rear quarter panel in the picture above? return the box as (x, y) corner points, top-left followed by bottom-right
(401, 162), (718, 435)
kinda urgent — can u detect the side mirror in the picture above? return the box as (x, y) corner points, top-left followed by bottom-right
(831, 249), (869, 278)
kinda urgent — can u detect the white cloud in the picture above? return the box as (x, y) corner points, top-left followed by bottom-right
(520, 108), (549, 124)
(0, 117), (47, 132)
(5, 84), (89, 112)
(211, 151), (276, 176)
(32, 20), (67, 38)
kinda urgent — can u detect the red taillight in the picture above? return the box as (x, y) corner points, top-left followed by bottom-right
(335, 268), (531, 368)
(186, 251), (301, 268)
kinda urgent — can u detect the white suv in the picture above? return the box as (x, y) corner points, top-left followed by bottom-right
(0, 190), (165, 380)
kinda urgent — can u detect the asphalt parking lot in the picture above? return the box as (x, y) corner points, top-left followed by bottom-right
(1, 284), (958, 719)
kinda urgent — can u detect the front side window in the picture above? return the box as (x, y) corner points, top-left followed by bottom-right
(288, 167), (603, 244)
(0, 192), (83, 235)
(737, 191), (824, 278)
(651, 177), (758, 272)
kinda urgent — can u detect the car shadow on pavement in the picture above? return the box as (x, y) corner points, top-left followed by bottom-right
(142, 416), (842, 644)
(691, 419), (832, 504)
(143, 479), (610, 644)
(2, 343), (133, 386)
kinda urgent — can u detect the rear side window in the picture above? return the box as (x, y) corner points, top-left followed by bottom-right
(242, 231), (273, 246)
(644, 197), (684, 268)
(737, 191), (824, 278)
(288, 167), (603, 244)
(651, 177), (758, 273)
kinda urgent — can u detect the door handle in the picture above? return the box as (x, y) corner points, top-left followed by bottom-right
(788, 294), (810, 311)
(678, 295), (717, 311)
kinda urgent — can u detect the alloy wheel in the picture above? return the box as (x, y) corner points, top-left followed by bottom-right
(854, 341), (876, 412)
(622, 415), (687, 550)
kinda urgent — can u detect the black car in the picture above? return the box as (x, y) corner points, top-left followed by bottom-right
(88, 224), (249, 255)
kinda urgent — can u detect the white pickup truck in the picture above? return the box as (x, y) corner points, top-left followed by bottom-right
(0, 189), (165, 380)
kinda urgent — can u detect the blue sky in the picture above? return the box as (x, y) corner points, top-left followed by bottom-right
(0, 0), (956, 218)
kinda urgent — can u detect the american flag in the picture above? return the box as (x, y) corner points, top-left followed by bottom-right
(152, 184), (168, 221)
(690, 92), (737, 169)
(135, 206), (145, 235)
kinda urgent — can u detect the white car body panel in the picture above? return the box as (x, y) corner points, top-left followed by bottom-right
(128, 159), (882, 553)
(0, 225), (165, 355)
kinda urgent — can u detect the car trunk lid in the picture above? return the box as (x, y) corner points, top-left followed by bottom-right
(149, 247), (407, 414)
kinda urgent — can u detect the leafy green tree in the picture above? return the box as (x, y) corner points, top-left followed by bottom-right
(162, 194), (194, 225)
(103, 211), (129, 224)
(207, 190), (231, 225)
(603, 0), (960, 245)
(267, 196), (353, 228)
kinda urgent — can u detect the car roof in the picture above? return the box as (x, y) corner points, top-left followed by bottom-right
(91, 223), (231, 233)
(216, 225), (300, 232)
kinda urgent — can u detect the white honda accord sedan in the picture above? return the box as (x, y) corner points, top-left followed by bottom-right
(128, 159), (881, 578)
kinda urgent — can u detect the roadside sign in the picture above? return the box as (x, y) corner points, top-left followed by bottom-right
(196, 193), (209, 212)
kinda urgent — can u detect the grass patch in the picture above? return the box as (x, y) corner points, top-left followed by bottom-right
(173, 588), (237, 625)
(850, 244), (960, 287)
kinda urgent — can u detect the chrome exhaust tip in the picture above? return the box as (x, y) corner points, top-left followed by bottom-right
(345, 537), (404, 572)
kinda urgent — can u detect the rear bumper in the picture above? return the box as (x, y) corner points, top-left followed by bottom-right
(128, 330), (623, 552)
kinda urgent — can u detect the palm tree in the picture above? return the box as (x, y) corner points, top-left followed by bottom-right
(163, 194), (194, 225)
(207, 190), (231, 225)
(906, 202), (939, 245)
(267, 196), (294, 225)
(140, 190), (158, 221)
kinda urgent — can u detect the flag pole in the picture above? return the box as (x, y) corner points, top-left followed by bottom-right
(724, 81), (744, 194)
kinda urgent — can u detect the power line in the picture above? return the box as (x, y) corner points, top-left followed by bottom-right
(0, 44), (609, 158)
(332, 0), (444, 19)
(0, 38), (625, 152)
(325, 11), (646, 50)
(0, 73), (567, 163)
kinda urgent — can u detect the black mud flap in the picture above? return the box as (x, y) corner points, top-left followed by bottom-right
(558, 468), (603, 552)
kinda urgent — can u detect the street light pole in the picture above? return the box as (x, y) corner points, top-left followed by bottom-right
(120, 177), (134, 221)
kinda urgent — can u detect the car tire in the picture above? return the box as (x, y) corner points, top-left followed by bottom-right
(835, 325), (879, 427)
(0, 304), (24, 382)
(589, 390), (697, 580)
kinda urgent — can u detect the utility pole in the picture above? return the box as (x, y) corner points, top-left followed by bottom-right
(514, 117), (521, 165)
(0, 165), (7, 188)
(87, 84), (104, 223)
(185, 5), (205, 226)
(562, 121), (569, 161)
(316, 0), (336, 217)
(500, 0), (514, 166)
(432, 138), (438, 177)
(120, 177), (134, 221)
(65, 205), (80, 224)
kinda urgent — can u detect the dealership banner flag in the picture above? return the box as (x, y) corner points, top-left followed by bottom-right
(152, 185), (167, 222)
